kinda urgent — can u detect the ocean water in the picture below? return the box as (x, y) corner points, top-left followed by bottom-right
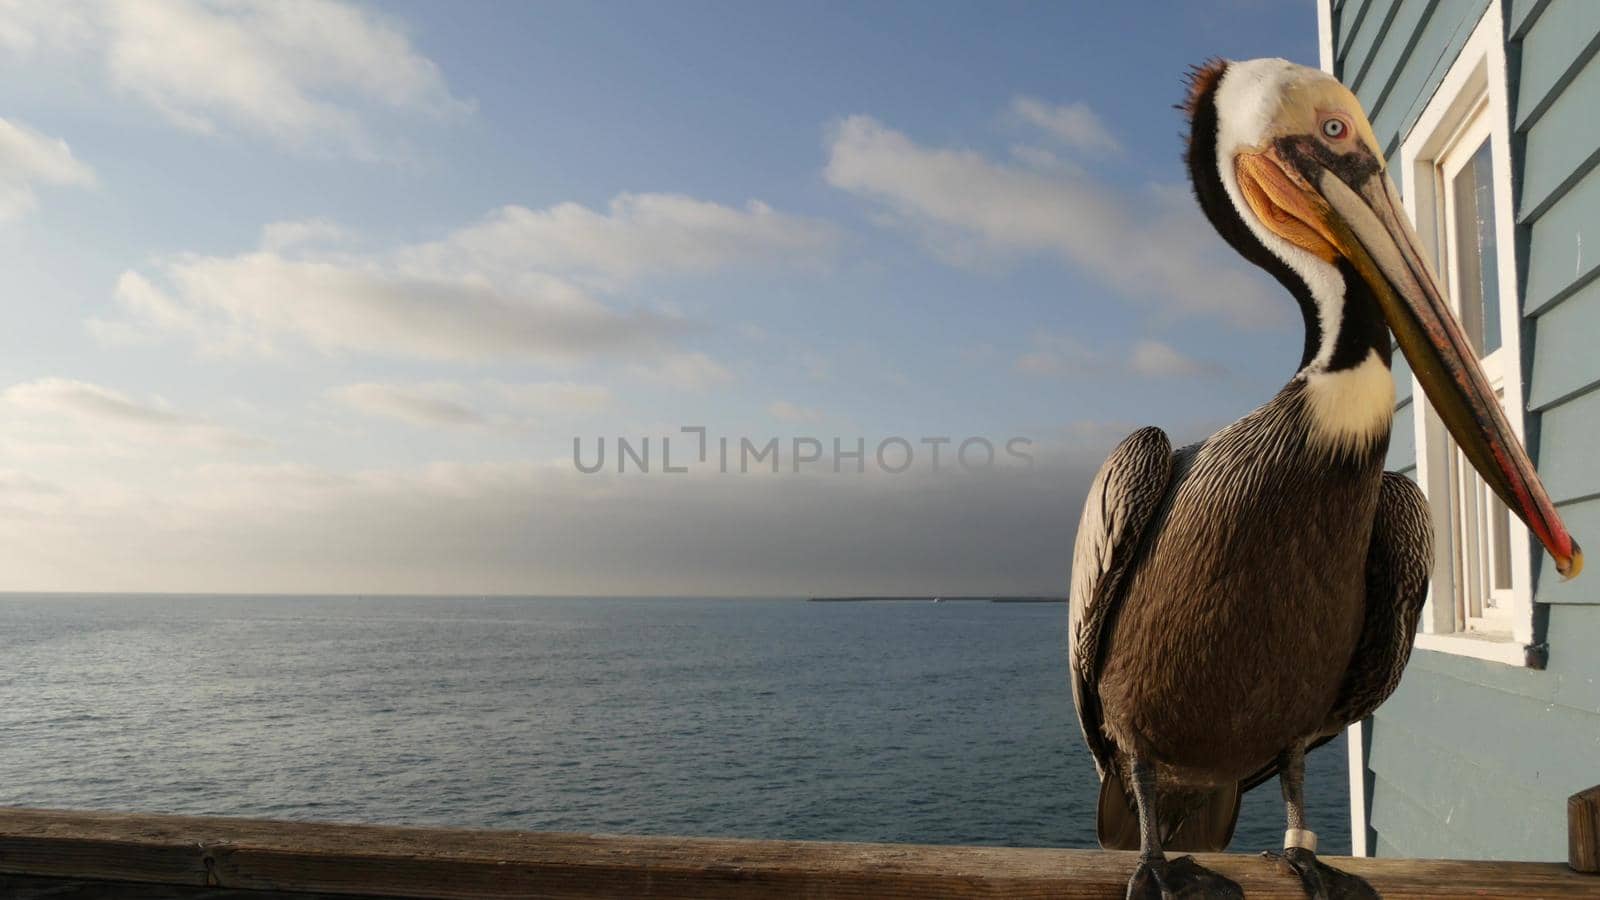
(0, 594), (1348, 853)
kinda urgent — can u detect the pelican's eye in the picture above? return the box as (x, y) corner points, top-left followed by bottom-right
(1320, 115), (1350, 141)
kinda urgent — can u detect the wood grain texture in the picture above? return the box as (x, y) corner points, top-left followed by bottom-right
(1571, 784), (1600, 873)
(0, 874), (409, 899)
(1, 807), (1597, 899)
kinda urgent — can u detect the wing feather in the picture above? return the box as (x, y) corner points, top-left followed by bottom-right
(1327, 472), (1433, 727)
(1069, 426), (1174, 780)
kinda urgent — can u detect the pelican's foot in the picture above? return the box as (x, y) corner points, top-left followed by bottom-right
(1127, 854), (1244, 900)
(1262, 847), (1380, 900)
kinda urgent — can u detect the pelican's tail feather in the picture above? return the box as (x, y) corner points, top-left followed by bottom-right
(1095, 768), (1140, 850)
(1164, 782), (1241, 852)
(1095, 770), (1241, 853)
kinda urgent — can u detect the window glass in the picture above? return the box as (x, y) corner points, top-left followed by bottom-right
(1491, 491), (1513, 592)
(1450, 139), (1501, 355)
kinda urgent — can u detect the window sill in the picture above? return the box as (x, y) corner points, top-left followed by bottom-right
(1413, 630), (1531, 666)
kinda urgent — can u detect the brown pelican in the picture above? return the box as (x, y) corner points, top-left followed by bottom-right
(1069, 58), (1583, 900)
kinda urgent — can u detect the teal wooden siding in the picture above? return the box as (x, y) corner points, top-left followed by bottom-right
(1328, 0), (1600, 860)
(1385, 353), (1415, 477)
(1366, 621), (1600, 859)
(1519, 0), (1600, 609)
(1336, 0), (1491, 168)
(1385, 401), (1416, 477)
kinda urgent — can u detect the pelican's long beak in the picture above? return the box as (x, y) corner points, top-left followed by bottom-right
(1238, 142), (1582, 580)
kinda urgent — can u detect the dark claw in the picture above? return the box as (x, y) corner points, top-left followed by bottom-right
(1127, 854), (1244, 900)
(1262, 847), (1381, 900)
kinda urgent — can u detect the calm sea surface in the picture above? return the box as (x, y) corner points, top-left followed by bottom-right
(0, 595), (1347, 853)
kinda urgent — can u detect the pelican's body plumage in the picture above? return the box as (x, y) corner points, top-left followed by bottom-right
(1069, 58), (1580, 900)
(1098, 385), (1387, 781)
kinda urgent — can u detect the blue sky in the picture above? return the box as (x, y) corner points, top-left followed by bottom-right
(0, 1), (1316, 595)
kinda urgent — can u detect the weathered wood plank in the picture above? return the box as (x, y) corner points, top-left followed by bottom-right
(1365, 717), (1562, 861)
(0, 807), (1595, 899)
(1368, 0), (1488, 160)
(1335, 0), (1373, 71)
(1510, 0), (1552, 40)
(1519, 50), (1600, 223)
(1572, 785), (1600, 872)
(1536, 498), (1600, 604)
(1529, 278), (1600, 412)
(0, 874), (407, 899)
(1523, 167), (1600, 313)
(1350, 0), (1435, 121)
(1379, 651), (1600, 775)
(1537, 385), (1600, 506)
(1341, 0), (1404, 99)
(1514, 0), (1600, 130)
(1367, 768), (1500, 861)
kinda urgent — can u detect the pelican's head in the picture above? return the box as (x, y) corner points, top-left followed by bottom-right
(1185, 57), (1581, 580)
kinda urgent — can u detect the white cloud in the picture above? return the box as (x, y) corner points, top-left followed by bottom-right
(95, 191), (830, 366)
(0, 2), (93, 56)
(108, 0), (467, 155)
(4, 377), (180, 426)
(401, 193), (837, 288)
(1015, 333), (1110, 377)
(0, 468), (60, 496)
(0, 0), (468, 157)
(824, 114), (1279, 327)
(96, 260), (671, 362)
(330, 382), (485, 428)
(1009, 97), (1120, 154)
(1015, 333), (1222, 379)
(1128, 339), (1221, 378)
(630, 352), (734, 391)
(491, 381), (612, 414)
(0, 377), (259, 450)
(0, 116), (95, 220)
(260, 218), (348, 252)
(331, 379), (613, 429)
(1007, 143), (1082, 176)
(768, 400), (824, 423)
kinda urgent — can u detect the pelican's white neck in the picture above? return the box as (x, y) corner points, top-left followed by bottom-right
(1212, 63), (1353, 373)
(1299, 350), (1395, 458)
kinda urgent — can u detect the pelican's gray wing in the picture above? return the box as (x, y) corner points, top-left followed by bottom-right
(1069, 426), (1174, 779)
(1326, 471), (1433, 728)
(1241, 471), (1432, 793)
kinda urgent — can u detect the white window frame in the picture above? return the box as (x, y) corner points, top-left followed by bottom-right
(1396, 2), (1536, 668)
(1435, 109), (1520, 633)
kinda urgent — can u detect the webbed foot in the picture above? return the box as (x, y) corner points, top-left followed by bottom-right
(1262, 847), (1380, 899)
(1127, 854), (1244, 899)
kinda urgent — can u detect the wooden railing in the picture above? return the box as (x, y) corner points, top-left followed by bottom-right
(1, 803), (1597, 899)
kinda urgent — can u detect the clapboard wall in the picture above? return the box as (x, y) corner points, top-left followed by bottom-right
(1326, 0), (1600, 861)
